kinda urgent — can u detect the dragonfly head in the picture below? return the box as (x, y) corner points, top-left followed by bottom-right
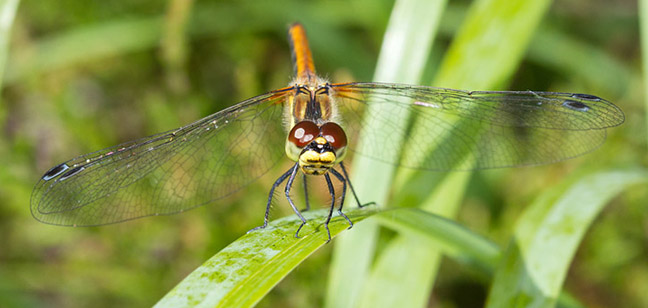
(285, 120), (347, 175)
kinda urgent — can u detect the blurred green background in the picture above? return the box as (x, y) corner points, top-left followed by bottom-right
(0, 0), (646, 307)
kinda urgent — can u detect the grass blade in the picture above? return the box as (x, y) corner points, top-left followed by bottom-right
(486, 169), (648, 307)
(440, 4), (634, 97)
(357, 171), (468, 308)
(434, 0), (553, 89)
(375, 208), (500, 269)
(155, 208), (377, 308)
(5, 17), (163, 83)
(160, 0), (194, 94)
(528, 26), (633, 98)
(326, 0), (445, 307)
(641, 0), (648, 145)
(361, 0), (553, 306)
(0, 0), (19, 89)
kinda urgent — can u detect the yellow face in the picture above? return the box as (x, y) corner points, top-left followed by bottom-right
(285, 121), (348, 175)
(298, 137), (337, 175)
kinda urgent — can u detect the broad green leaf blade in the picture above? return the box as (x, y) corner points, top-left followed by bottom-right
(364, 0), (553, 307)
(641, 0), (648, 145)
(374, 208), (500, 269)
(160, 0), (194, 93)
(486, 169), (648, 308)
(0, 0), (19, 89)
(369, 208), (595, 308)
(3, 1), (383, 86)
(373, 208), (581, 308)
(527, 26), (632, 98)
(434, 0), (553, 90)
(326, 0), (444, 307)
(156, 207), (377, 308)
(5, 17), (163, 84)
(439, 4), (634, 97)
(358, 171), (469, 308)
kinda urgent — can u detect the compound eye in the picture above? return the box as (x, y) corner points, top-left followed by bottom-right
(288, 121), (319, 148)
(320, 122), (347, 149)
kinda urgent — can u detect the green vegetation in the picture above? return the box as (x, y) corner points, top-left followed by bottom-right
(1, 0), (646, 307)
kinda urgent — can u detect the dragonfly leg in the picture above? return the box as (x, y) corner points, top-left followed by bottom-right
(301, 173), (311, 212)
(323, 173), (337, 243)
(330, 168), (353, 230)
(284, 163), (308, 239)
(339, 162), (376, 208)
(248, 163), (295, 233)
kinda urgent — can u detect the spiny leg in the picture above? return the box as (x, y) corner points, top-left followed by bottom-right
(248, 163), (296, 232)
(323, 173), (337, 243)
(301, 173), (311, 212)
(284, 163), (308, 238)
(339, 162), (376, 208)
(330, 168), (353, 229)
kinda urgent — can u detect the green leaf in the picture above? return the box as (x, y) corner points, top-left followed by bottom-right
(438, 4), (634, 97)
(641, 0), (648, 144)
(326, 0), (446, 307)
(370, 209), (583, 308)
(374, 208), (500, 269)
(2, 1), (384, 86)
(357, 0), (554, 307)
(486, 169), (648, 307)
(0, 0), (19, 89)
(527, 26), (633, 98)
(4, 17), (163, 83)
(357, 171), (470, 308)
(155, 207), (378, 308)
(433, 0), (552, 90)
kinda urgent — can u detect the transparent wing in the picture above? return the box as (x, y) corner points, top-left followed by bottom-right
(331, 82), (624, 170)
(31, 89), (291, 226)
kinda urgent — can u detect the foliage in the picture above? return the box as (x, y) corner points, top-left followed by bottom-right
(0, 0), (646, 307)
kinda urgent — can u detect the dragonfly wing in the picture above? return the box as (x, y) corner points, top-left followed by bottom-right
(332, 82), (624, 171)
(31, 90), (290, 226)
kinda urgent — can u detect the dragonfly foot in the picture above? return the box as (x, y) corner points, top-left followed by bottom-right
(247, 223), (268, 233)
(339, 211), (353, 229)
(325, 226), (332, 243)
(294, 222), (306, 238)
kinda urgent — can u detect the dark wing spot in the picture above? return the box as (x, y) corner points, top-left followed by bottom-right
(42, 163), (70, 181)
(571, 93), (601, 101)
(562, 100), (590, 112)
(58, 166), (85, 181)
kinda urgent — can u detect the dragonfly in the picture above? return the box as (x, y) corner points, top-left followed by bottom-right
(31, 23), (624, 242)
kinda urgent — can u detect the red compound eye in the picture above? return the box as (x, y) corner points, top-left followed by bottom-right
(320, 122), (347, 149)
(288, 121), (319, 148)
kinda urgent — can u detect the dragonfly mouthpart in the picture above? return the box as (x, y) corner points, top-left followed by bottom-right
(299, 137), (337, 175)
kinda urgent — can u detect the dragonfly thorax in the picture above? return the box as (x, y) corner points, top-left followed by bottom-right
(285, 120), (347, 175)
(287, 83), (339, 128)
